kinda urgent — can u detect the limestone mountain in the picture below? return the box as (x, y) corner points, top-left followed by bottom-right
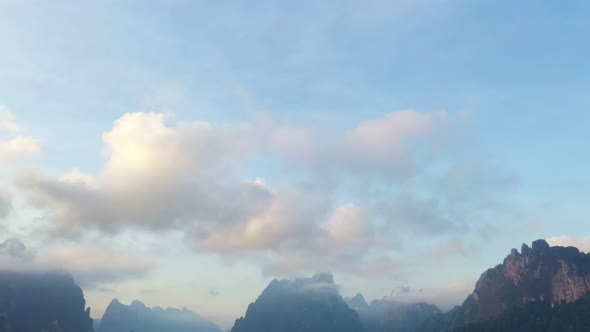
(0, 270), (94, 332)
(97, 299), (220, 332)
(421, 239), (590, 331)
(231, 273), (364, 332)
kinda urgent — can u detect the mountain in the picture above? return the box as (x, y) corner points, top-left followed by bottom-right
(0, 270), (94, 332)
(231, 273), (364, 332)
(345, 293), (440, 332)
(452, 294), (590, 332)
(97, 299), (221, 332)
(421, 239), (590, 331)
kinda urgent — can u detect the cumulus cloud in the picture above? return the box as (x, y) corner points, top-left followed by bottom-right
(547, 236), (590, 253)
(0, 136), (40, 162)
(17, 112), (272, 237)
(15, 110), (515, 276)
(0, 105), (40, 162)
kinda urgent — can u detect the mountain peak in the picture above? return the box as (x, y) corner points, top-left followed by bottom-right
(232, 274), (362, 332)
(532, 239), (550, 253)
(437, 239), (590, 329)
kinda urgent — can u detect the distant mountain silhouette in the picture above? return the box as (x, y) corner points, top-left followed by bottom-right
(231, 273), (364, 332)
(421, 239), (590, 331)
(97, 299), (220, 332)
(0, 270), (93, 332)
(345, 293), (440, 332)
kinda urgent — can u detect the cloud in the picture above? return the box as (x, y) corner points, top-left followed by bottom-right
(15, 110), (515, 277)
(389, 280), (475, 311)
(427, 240), (481, 260)
(0, 136), (40, 162)
(273, 110), (453, 179)
(0, 237), (153, 288)
(0, 105), (40, 162)
(0, 238), (35, 262)
(0, 188), (11, 219)
(17, 112), (272, 237)
(547, 236), (590, 253)
(41, 246), (154, 288)
(376, 194), (462, 235)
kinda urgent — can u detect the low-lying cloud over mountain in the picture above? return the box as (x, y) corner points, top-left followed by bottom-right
(0, 238), (153, 288)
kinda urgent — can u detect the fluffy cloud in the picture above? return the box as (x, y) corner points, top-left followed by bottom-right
(18, 112), (272, 237)
(16, 110), (514, 276)
(0, 105), (40, 162)
(547, 236), (590, 253)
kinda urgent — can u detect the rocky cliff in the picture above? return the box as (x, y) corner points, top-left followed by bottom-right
(231, 273), (363, 332)
(422, 239), (590, 330)
(0, 270), (94, 332)
(97, 299), (220, 332)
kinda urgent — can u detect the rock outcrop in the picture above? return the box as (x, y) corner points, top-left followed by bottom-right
(345, 293), (440, 332)
(0, 270), (94, 332)
(231, 273), (363, 332)
(421, 239), (590, 331)
(98, 299), (220, 332)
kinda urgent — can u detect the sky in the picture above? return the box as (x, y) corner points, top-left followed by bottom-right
(1, 0), (590, 329)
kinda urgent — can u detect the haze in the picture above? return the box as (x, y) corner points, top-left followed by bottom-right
(0, 1), (589, 329)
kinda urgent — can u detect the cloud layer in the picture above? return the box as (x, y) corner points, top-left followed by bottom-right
(16, 110), (514, 277)
(0, 237), (152, 288)
(0, 105), (40, 162)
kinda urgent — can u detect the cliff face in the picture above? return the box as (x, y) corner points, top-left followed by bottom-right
(98, 299), (220, 332)
(345, 293), (440, 332)
(465, 239), (590, 322)
(231, 273), (363, 332)
(423, 239), (590, 331)
(0, 271), (94, 332)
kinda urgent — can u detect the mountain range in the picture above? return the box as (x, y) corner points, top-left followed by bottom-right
(97, 298), (221, 332)
(2, 239), (590, 332)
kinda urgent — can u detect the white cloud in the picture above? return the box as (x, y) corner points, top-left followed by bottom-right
(18, 112), (271, 237)
(0, 105), (40, 162)
(15, 110), (514, 277)
(547, 236), (590, 253)
(0, 136), (40, 162)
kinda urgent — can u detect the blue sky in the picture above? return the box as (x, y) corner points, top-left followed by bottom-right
(1, 0), (589, 328)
